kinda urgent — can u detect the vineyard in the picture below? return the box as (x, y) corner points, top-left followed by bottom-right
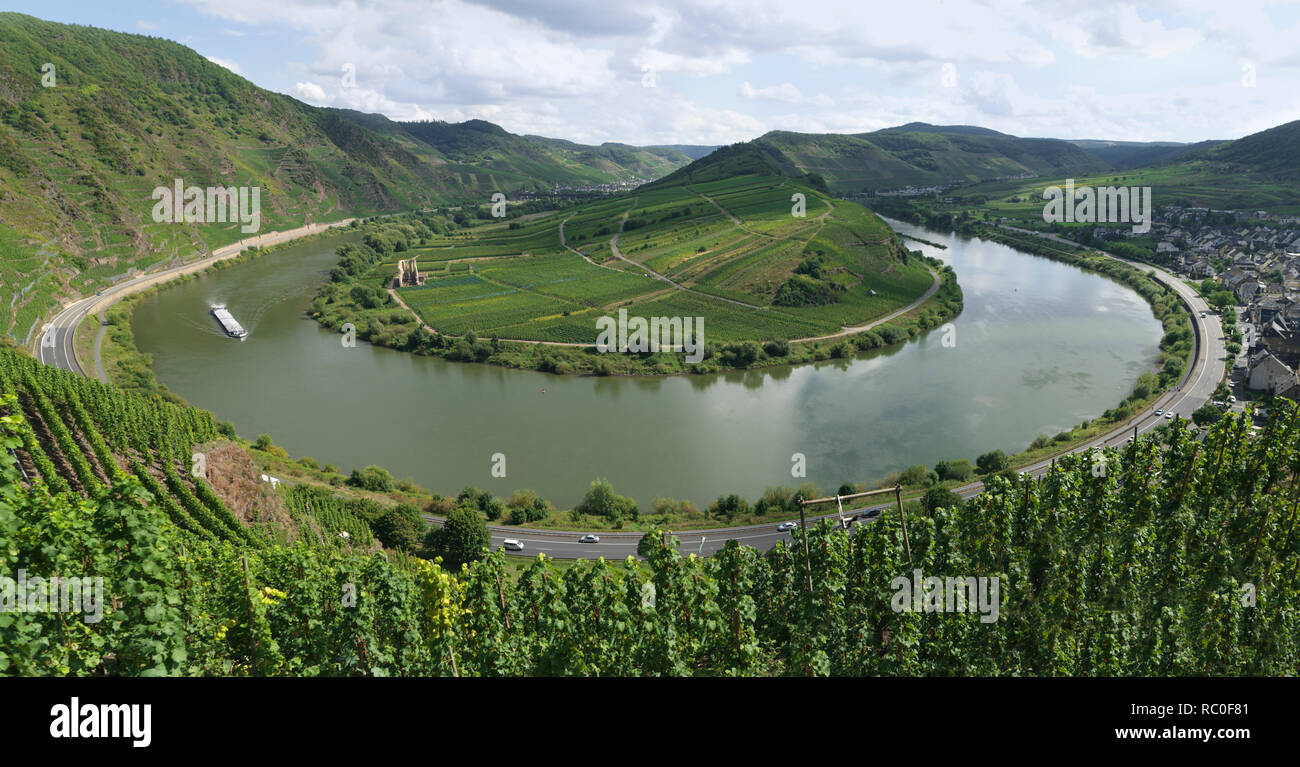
(3, 342), (1299, 675)
(0, 349), (378, 552)
(371, 174), (935, 346)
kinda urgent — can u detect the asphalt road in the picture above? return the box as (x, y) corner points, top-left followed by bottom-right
(466, 226), (1228, 560)
(34, 217), (1226, 562)
(34, 220), (356, 377)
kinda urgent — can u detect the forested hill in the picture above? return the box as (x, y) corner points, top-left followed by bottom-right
(327, 111), (693, 184)
(0, 13), (691, 346)
(659, 124), (1105, 195)
(2, 344), (1298, 676)
(1194, 119), (1300, 176)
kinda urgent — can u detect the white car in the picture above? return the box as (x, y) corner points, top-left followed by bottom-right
(1155, 409), (1163, 416)
(502, 539), (524, 552)
(777, 521), (797, 532)
(578, 534), (600, 543)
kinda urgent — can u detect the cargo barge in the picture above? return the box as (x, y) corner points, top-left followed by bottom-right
(210, 304), (248, 338)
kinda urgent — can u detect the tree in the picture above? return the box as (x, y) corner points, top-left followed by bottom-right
(922, 487), (963, 514)
(576, 478), (639, 522)
(254, 433), (272, 450)
(424, 505), (490, 569)
(1193, 403), (1224, 427)
(508, 489), (549, 522)
(976, 450), (1009, 475)
(708, 493), (749, 518)
(935, 459), (973, 482)
(374, 509), (423, 551)
(348, 465), (394, 492)
(899, 465), (928, 486)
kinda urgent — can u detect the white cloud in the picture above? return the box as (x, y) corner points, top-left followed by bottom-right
(739, 82), (803, 103)
(1055, 3), (1202, 59)
(205, 56), (244, 75)
(175, 0), (1300, 144)
(293, 81), (328, 103)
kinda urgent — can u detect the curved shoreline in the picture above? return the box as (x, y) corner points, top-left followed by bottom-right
(36, 219), (358, 380)
(37, 213), (1223, 554)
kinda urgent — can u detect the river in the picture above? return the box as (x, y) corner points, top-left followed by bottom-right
(131, 219), (1162, 508)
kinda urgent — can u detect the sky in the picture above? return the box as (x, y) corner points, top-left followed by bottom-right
(10, 0), (1300, 147)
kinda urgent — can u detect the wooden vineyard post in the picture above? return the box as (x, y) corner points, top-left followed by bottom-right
(894, 483), (912, 563)
(797, 498), (814, 604)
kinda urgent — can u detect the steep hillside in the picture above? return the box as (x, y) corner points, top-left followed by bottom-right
(1197, 119), (1300, 175)
(0, 13), (443, 344)
(0, 14), (692, 346)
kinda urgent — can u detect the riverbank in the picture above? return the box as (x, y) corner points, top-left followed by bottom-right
(307, 215), (965, 377)
(89, 221), (362, 398)
(125, 213), (1182, 521)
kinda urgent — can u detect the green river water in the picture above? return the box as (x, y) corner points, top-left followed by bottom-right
(131, 219), (1162, 508)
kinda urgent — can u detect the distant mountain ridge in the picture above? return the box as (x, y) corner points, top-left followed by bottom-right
(1068, 139), (1224, 169)
(653, 123), (1107, 193)
(330, 110), (692, 184)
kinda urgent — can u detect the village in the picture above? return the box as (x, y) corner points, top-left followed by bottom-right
(1126, 206), (1300, 403)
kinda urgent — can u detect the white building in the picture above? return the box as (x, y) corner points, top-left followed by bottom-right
(1247, 351), (1298, 393)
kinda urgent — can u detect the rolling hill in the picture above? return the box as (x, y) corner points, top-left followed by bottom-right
(310, 167), (961, 377)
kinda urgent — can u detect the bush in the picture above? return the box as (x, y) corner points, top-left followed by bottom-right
(763, 339), (791, 357)
(424, 505), (490, 568)
(934, 459), (973, 482)
(348, 465), (394, 492)
(651, 497), (700, 518)
(976, 450), (1009, 475)
(899, 465), (928, 486)
(507, 489), (550, 522)
(373, 506), (425, 551)
(922, 487), (963, 514)
(707, 493), (749, 518)
(753, 487), (795, 516)
(576, 478), (639, 522)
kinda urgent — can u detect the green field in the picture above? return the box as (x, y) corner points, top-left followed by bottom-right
(387, 174), (936, 346)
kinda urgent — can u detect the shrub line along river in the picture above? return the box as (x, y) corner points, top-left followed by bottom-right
(130, 218), (1162, 509)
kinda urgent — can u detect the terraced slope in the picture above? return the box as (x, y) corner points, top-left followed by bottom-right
(342, 174), (942, 348)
